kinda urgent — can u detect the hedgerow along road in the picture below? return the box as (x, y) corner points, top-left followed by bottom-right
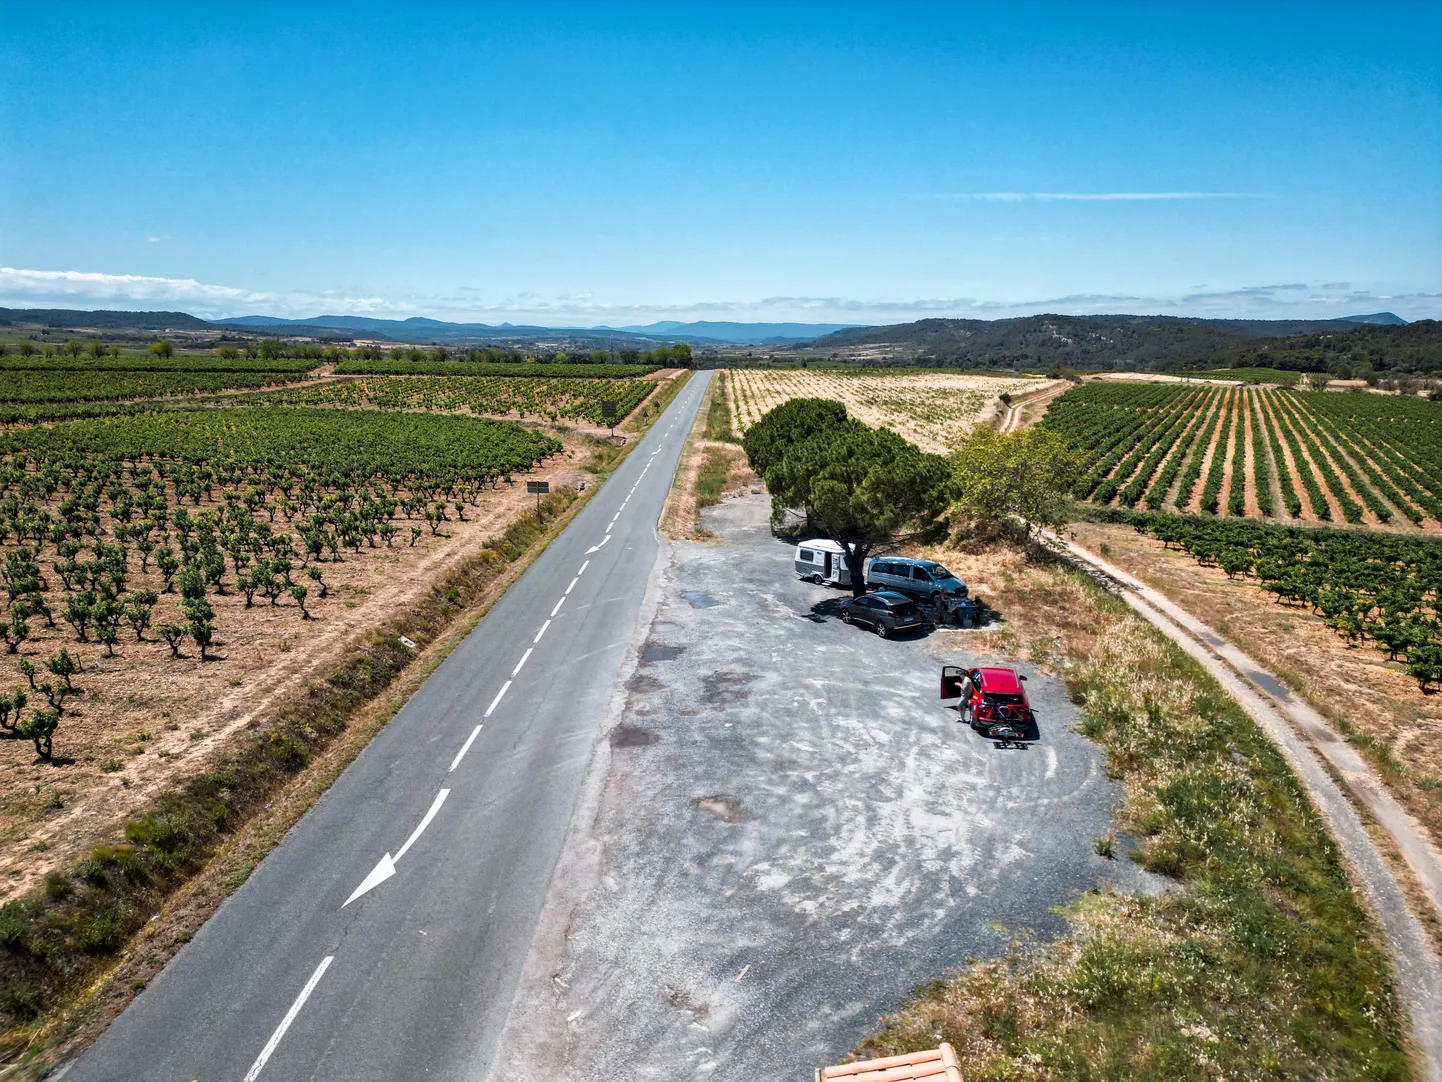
(63, 372), (712, 1082)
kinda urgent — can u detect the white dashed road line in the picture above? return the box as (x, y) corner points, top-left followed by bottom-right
(242, 956), (334, 1082)
(484, 680), (512, 718)
(449, 725), (482, 772)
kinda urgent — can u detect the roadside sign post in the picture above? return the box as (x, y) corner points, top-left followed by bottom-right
(601, 400), (618, 436)
(526, 480), (549, 523)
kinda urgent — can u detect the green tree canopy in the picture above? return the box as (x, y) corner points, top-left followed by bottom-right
(950, 425), (1086, 540)
(749, 402), (954, 596)
(742, 396), (850, 478)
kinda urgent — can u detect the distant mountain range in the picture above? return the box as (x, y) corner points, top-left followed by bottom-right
(604, 320), (864, 344)
(210, 314), (858, 345)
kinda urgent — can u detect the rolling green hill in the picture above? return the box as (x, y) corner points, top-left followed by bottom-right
(800, 313), (1439, 375)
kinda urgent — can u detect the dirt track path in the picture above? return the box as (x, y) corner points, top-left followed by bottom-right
(1053, 532), (1442, 1078)
(997, 379), (1071, 433)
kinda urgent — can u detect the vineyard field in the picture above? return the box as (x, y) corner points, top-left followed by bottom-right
(332, 358), (658, 378)
(253, 374), (657, 424)
(0, 369), (312, 404)
(1044, 382), (1442, 529)
(727, 369), (1051, 452)
(0, 402), (579, 904)
(1117, 511), (1442, 689)
(1184, 368), (1303, 385)
(2, 407), (560, 484)
(0, 353), (322, 374)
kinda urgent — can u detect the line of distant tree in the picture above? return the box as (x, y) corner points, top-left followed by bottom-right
(209, 341), (696, 368)
(1165, 322), (1442, 381)
(0, 336), (699, 369)
(0, 339), (123, 360)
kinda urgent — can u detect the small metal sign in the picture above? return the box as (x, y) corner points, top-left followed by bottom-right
(600, 401), (618, 423)
(527, 479), (550, 523)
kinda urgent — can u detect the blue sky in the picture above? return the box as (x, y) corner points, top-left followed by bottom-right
(2, 0), (1439, 325)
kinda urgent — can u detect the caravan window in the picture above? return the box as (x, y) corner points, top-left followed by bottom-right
(798, 549), (814, 562)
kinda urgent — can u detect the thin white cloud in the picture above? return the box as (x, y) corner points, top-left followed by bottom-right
(912, 191), (1270, 202)
(2, 266), (1437, 329)
(145, 234), (172, 244)
(1033, 192), (1266, 201)
(0, 266), (393, 318)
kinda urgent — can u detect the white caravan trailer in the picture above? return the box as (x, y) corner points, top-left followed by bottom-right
(794, 539), (852, 587)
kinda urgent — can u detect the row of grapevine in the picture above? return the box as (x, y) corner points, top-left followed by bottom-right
(1273, 393), (1365, 523)
(1044, 384), (1209, 500)
(1255, 392), (1301, 516)
(1248, 394), (1274, 516)
(1227, 392), (1248, 515)
(1173, 393), (1224, 509)
(1126, 511), (1442, 688)
(1199, 390), (1236, 515)
(1142, 392), (1213, 510)
(1107, 391), (1207, 507)
(1043, 381), (1442, 529)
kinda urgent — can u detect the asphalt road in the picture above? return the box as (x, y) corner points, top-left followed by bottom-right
(491, 493), (1164, 1079)
(61, 372), (711, 1082)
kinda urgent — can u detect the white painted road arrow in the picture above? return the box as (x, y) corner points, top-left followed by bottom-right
(343, 788), (450, 907)
(343, 854), (396, 908)
(585, 534), (612, 554)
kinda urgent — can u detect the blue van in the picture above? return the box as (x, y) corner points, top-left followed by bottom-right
(865, 557), (968, 605)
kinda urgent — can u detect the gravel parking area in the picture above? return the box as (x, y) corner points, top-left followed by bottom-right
(497, 492), (1161, 1080)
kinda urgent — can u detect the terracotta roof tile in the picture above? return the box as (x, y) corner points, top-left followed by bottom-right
(818, 1043), (962, 1082)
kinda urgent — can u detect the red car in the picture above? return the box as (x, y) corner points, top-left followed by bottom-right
(941, 665), (1032, 740)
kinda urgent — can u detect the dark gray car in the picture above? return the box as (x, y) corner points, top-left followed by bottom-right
(865, 557), (967, 605)
(839, 590), (926, 638)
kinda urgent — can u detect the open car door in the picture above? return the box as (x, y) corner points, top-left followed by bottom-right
(940, 665), (966, 700)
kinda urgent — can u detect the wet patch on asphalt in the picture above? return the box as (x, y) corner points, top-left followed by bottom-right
(641, 643), (686, 663)
(701, 670), (757, 706)
(627, 673), (665, 694)
(610, 725), (660, 748)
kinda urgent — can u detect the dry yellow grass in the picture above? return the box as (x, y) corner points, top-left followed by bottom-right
(726, 369), (1052, 452)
